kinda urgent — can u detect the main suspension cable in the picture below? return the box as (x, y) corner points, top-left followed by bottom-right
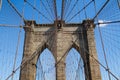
(93, 0), (111, 79)
(7, 0), (25, 21)
(11, 1), (25, 79)
(93, 0), (110, 20)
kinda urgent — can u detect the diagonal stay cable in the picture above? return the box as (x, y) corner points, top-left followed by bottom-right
(55, 38), (80, 67)
(85, 48), (119, 80)
(5, 27), (59, 80)
(37, 38), (81, 74)
(5, 30), (56, 80)
(43, 40), (79, 73)
(11, 28), (22, 80)
(65, 0), (79, 21)
(66, 0), (93, 22)
(11, 1), (25, 80)
(93, 0), (111, 79)
(40, 0), (54, 21)
(93, 0), (110, 20)
(63, 0), (68, 19)
(77, 41), (119, 80)
(75, 56), (84, 80)
(46, 0), (55, 20)
(117, 0), (120, 9)
(83, 0), (87, 18)
(25, 0), (52, 22)
(7, 0), (25, 21)
(64, 0), (72, 20)
(98, 25), (111, 80)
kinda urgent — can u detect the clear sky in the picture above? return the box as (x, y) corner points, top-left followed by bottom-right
(0, 0), (120, 80)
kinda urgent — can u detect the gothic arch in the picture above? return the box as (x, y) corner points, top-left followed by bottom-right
(36, 48), (56, 80)
(68, 42), (85, 62)
(20, 20), (101, 80)
(65, 47), (85, 80)
(35, 43), (56, 63)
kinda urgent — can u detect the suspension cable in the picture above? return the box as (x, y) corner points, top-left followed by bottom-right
(53, 0), (58, 20)
(75, 56), (83, 80)
(11, 1), (25, 79)
(65, 0), (79, 21)
(117, 0), (120, 9)
(98, 25), (112, 80)
(93, 0), (113, 79)
(66, 0), (93, 22)
(40, 0), (54, 21)
(0, 24), (21, 28)
(79, 26), (119, 80)
(83, 0), (87, 19)
(72, 48), (84, 80)
(64, 0), (72, 20)
(83, 47), (119, 80)
(25, 0), (52, 22)
(61, 0), (65, 20)
(5, 28), (57, 80)
(32, 0), (36, 20)
(7, 0), (25, 21)
(11, 28), (22, 80)
(71, 26), (118, 78)
(93, 0), (110, 20)
(0, 0), (2, 10)
(63, 0), (67, 19)
(95, 20), (120, 25)
(46, 0), (55, 20)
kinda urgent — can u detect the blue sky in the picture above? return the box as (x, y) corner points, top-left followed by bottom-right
(0, 0), (120, 80)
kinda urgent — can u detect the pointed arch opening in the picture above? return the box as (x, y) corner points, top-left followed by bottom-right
(65, 48), (85, 80)
(36, 48), (56, 80)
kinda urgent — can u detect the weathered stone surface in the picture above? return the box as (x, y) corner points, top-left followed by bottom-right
(20, 20), (101, 80)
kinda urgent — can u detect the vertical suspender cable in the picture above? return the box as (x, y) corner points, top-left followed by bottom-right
(32, 0), (36, 24)
(53, 0), (58, 20)
(61, 0), (65, 20)
(0, 0), (2, 10)
(11, 28), (22, 80)
(7, 0), (25, 21)
(11, 1), (25, 80)
(65, 0), (79, 21)
(117, 0), (120, 9)
(83, 0), (87, 19)
(93, 0), (111, 80)
(64, 0), (72, 20)
(40, 0), (54, 22)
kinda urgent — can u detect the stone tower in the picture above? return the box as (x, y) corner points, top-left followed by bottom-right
(19, 20), (101, 80)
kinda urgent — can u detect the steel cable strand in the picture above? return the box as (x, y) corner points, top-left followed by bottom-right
(5, 29), (57, 80)
(66, 0), (93, 22)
